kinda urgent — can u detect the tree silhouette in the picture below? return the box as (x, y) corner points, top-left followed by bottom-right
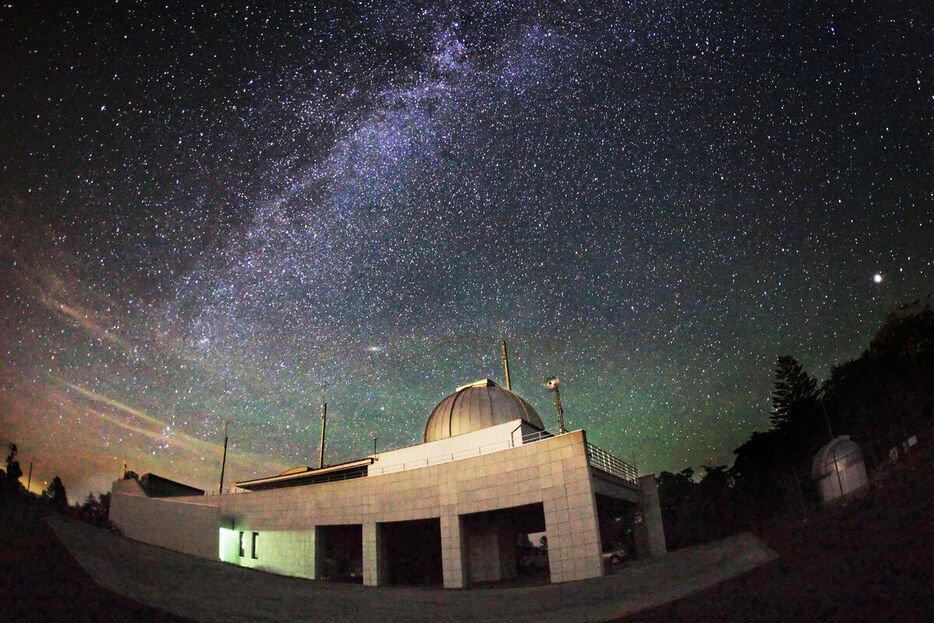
(823, 300), (934, 465)
(42, 476), (68, 510)
(869, 300), (934, 361)
(79, 492), (111, 524)
(3, 443), (23, 494)
(656, 468), (699, 548)
(653, 301), (934, 545)
(770, 355), (818, 433)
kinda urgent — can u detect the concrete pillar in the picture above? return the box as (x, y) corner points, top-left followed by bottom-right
(634, 474), (667, 558)
(497, 529), (518, 581)
(537, 431), (604, 583)
(467, 530), (500, 583)
(362, 522), (385, 586)
(312, 526), (324, 580)
(440, 513), (467, 588)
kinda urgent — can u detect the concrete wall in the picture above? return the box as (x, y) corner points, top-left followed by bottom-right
(368, 419), (533, 476)
(634, 474), (667, 559)
(110, 478), (219, 560)
(539, 433), (605, 583)
(219, 525), (318, 579)
(217, 430), (605, 586)
(111, 431), (624, 588)
(466, 529), (517, 583)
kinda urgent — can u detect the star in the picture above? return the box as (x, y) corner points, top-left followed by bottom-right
(0, 0), (930, 502)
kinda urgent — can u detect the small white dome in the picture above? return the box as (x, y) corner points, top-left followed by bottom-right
(812, 436), (864, 480)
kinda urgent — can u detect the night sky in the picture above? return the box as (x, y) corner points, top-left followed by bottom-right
(1, 1), (931, 501)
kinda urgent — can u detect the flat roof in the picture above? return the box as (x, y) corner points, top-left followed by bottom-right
(139, 473), (205, 497)
(234, 457), (374, 491)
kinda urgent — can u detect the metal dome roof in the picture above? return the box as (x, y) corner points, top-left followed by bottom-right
(811, 435), (865, 479)
(423, 379), (544, 443)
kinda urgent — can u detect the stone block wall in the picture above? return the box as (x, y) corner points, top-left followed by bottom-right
(218, 430), (607, 586)
(113, 430), (630, 588)
(222, 528), (318, 579)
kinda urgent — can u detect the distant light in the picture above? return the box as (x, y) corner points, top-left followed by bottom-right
(873, 273), (883, 284)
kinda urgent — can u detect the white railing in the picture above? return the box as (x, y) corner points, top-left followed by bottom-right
(521, 427), (559, 444)
(369, 427), (564, 476)
(209, 429), (640, 492)
(586, 443), (639, 489)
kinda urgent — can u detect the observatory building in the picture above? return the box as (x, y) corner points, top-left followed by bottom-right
(812, 435), (869, 506)
(111, 379), (666, 588)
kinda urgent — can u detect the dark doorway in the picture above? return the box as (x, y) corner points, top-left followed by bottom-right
(316, 524), (363, 583)
(380, 518), (442, 586)
(595, 493), (637, 571)
(461, 503), (548, 586)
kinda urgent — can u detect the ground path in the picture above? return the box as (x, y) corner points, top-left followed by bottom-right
(50, 516), (775, 623)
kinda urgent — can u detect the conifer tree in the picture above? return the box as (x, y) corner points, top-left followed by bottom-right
(42, 476), (68, 509)
(770, 355), (818, 433)
(4, 443), (23, 493)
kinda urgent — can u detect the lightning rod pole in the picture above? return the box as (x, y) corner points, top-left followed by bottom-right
(318, 403), (327, 469)
(219, 420), (229, 495)
(501, 340), (512, 391)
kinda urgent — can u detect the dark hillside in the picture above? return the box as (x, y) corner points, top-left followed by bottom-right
(619, 441), (934, 622)
(0, 499), (190, 623)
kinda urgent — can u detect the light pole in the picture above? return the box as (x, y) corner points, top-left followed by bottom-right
(544, 376), (567, 434)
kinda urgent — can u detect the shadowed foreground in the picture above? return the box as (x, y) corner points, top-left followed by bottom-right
(0, 502), (189, 623)
(17, 446), (932, 622)
(50, 517), (773, 623)
(620, 450), (934, 622)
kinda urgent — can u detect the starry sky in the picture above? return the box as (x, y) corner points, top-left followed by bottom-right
(1, 1), (931, 501)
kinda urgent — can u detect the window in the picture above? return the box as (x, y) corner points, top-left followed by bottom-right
(251, 532), (259, 559)
(238, 531), (244, 557)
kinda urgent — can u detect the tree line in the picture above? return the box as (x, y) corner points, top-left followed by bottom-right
(656, 300), (934, 549)
(1, 443), (111, 525)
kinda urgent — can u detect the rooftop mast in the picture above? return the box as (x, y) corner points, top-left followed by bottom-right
(219, 420), (229, 494)
(501, 339), (512, 391)
(544, 377), (567, 434)
(318, 402), (327, 469)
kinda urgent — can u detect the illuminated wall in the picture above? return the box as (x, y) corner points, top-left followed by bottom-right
(110, 478), (219, 560)
(218, 525), (318, 579)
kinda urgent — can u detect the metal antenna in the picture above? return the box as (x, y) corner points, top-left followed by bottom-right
(819, 399), (834, 440)
(219, 420), (229, 494)
(501, 339), (512, 391)
(318, 402), (327, 469)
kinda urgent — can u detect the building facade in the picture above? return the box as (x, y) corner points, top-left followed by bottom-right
(111, 380), (666, 588)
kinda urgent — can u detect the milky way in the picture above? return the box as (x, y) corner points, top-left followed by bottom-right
(1, 1), (931, 500)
